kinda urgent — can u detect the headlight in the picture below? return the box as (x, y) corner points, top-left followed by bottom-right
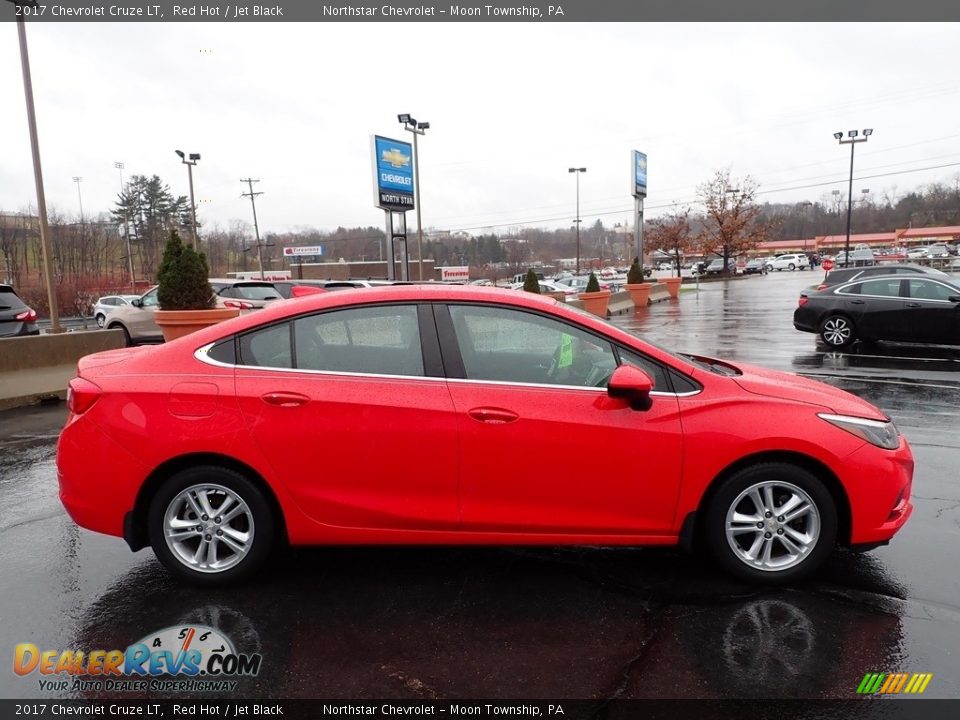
(818, 413), (900, 450)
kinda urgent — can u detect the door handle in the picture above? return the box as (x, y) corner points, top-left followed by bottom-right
(262, 392), (310, 407)
(850, 300), (865, 305)
(906, 302), (921, 308)
(468, 407), (519, 425)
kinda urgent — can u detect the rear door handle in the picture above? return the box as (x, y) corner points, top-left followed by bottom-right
(468, 407), (519, 425)
(906, 302), (921, 308)
(850, 300), (865, 305)
(262, 392), (310, 407)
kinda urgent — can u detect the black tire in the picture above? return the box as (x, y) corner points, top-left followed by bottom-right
(148, 465), (275, 586)
(95, 314), (106, 328)
(705, 463), (837, 584)
(788, 263), (796, 271)
(818, 314), (856, 348)
(108, 323), (132, 347)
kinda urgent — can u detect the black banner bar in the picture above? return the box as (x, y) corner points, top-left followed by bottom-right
(2, 700), (960, 720)
(2, 0), (960, 22)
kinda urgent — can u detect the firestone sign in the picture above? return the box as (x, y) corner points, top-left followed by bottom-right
(371, 135), (415, 211)
(283, 246), (324, 257)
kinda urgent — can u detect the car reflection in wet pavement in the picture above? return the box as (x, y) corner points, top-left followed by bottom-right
(1, 270), (958, 700)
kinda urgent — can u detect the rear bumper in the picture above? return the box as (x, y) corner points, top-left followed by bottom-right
(57, 414), (149, 538)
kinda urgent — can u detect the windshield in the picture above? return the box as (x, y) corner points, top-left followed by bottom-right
(230, 284), (281, 301)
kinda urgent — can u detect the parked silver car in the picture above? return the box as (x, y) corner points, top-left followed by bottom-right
(92, 294), (140, 328)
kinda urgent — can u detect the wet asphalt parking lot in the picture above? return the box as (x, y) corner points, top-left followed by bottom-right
(1, 269), (958, 701)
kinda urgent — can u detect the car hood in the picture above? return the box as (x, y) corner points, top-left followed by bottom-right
(729, 360), (888, 420)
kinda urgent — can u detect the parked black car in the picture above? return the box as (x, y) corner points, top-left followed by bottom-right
(813, 263), (951, 291)
(0, 284), (40, 337)
(794, 275), (960, 347)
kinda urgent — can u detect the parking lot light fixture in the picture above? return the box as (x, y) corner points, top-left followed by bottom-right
(399, 114), (429, 281)
(835, 129), (872, 266)
(175, 150), (201, 247)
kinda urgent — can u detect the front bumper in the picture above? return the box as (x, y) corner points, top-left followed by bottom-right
(842, 436), (914, 545)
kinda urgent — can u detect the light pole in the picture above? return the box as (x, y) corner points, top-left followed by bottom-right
(569, 167), (586, 274)
(9, 0), (61, 332)
(114, 162), (136, 292)
(799, 200), (813, 255)
(398, 114), (429, 281)
(72, 176), (85, 225)
(175, 150), (201, 247)
(834, 128), (872, 266)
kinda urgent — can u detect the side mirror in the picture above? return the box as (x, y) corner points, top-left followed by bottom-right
(948, 295), (960, 303)
(607, 365), (654, 411)
(131, 299), (143, 308)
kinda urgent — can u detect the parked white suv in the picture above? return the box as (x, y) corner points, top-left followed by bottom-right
(766, 253), (810, 272)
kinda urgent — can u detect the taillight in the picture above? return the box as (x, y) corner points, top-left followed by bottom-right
(290, 286), (326, 298)
(15, 308), (37, 323)
(798, 296), (808, 307)
(816, 283), (828, 290)
(223, 300), (253, 310)
(67, 377), (102, 415)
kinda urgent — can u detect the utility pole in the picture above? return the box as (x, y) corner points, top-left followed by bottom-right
(241, 178), (265, 280)
(115, 162), (136, 292)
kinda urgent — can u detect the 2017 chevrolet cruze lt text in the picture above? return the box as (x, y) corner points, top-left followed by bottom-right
(57, 286), (913, 585)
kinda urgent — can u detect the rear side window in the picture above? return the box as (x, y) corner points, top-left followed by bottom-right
(293, 305), (424, 377)
(239, 323), (292, 368)
(856, 278), (903, 298)
(0, 288), (26, 308)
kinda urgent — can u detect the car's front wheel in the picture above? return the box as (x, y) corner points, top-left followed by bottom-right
(819, 314), (856, 347)
(788, 263), (796, 271)
(706, 463), (837, 583)
(95, 313), (106, 328)
(148, 466), (275, 586)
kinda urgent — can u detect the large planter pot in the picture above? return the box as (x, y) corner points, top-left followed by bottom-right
(155, 308), (240, 342)
(578, 289), (611, 317)
(543, 291), (567, 302)
(662, 276), (683, 299)
(624, 283), (653, 308)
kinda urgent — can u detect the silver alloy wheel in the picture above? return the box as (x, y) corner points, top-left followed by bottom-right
(789, 263), (796, 271)
(163, 483), (254, 574)
(725, 480), (820, 572)
(821, 316), (852, 346)
(96, 314), (105, 328)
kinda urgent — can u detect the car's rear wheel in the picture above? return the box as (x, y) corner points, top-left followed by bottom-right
(819, 314), (856, 347)
(706, 463), (837, 583)
(148, 466), (275, 586)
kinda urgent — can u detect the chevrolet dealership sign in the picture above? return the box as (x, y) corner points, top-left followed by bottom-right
(371, 135), (415, 211)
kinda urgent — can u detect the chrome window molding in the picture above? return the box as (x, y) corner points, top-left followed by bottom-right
(195, 342), (700, 397)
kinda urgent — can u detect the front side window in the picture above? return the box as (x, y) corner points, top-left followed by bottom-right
(907, 279), (957, 302)
(448, 305), (616, 388)
(140, 288), (159, 307)
(294, 305), (424, 377)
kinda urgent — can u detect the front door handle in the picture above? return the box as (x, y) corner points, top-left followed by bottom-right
(850, 300), (865, 305)
(906, 302), (921, 308)
(262, 392), (310, 407)
(468, 407), (519, 425)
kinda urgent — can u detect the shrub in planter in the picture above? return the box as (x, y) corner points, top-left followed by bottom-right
(523, 269), (541, 294)
(157, 230), (215, 311)
(625, 257), (653, 309)
(154, 229), (238, 341)
(579, 271), (611, 316)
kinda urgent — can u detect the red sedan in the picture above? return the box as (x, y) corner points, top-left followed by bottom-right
(57, 285), (913, 585)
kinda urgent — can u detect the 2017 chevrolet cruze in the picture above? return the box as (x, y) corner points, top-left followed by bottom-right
(57, 285), (913, 585)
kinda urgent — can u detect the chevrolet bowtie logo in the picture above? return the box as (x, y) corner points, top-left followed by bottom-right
(382, 149), (410, 169)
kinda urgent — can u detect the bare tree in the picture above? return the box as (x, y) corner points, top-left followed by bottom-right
(646, 205), (694, 277)
(697, 169), (771, 274)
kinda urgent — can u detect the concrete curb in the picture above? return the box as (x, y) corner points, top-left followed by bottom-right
(0, 330), (126, 411)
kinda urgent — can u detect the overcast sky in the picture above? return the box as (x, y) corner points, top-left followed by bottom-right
(2, 22), (959, 236)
